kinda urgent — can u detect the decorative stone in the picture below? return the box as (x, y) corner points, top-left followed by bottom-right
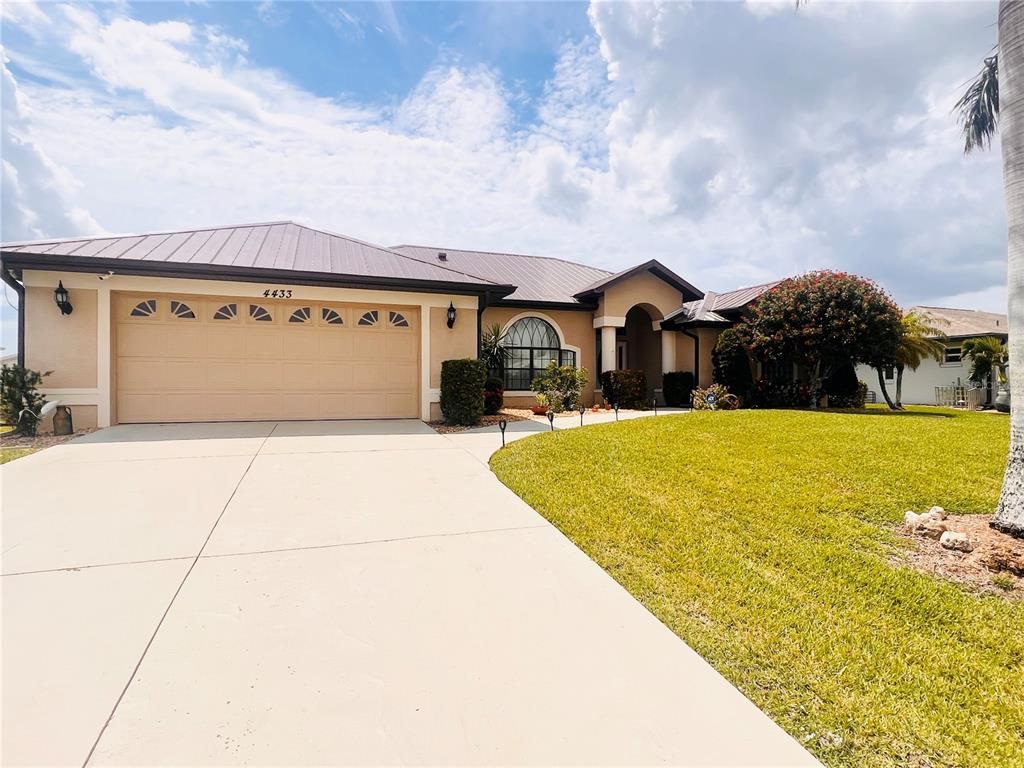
(903, 511), (921, 530)
(928, 506), (947, 520)
(918, 520), (948, 540)
(939, 531), (973, 553)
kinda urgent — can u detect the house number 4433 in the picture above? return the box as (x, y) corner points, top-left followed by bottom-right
(262, 288), (293, 298)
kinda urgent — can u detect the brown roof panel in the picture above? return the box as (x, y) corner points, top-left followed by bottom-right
(391, 244), (614, 304)
(1, 222), (507, 291)
(912, 306), (1008, 338)
(709, 280), (782, 312)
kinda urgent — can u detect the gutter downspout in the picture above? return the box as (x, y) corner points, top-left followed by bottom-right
(681, 328), (700, 389)
(1, 264), (25, 367)
(476, 292), (489, 358)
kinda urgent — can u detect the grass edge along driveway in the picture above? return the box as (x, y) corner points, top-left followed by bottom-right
(491, 408), (1022, 768)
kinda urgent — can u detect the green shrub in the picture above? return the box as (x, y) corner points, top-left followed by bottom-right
(824, 364), (866, 408)
(484, 375), (505, 416)
(0, 364), (50, 436)
(531, 361), (588, 412)
(712, 327), (754, 401)
(692, 383), (739, 411)
(600, 369), (647, 408)
(662, 371), (695, 407)
(440, 359), (487, 426)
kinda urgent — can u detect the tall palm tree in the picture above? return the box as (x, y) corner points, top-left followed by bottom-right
(957, 1), (1024, 536)
(894, 311), (947, 409)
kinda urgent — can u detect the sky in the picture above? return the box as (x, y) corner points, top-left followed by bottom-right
(0, 1), (1009, 352)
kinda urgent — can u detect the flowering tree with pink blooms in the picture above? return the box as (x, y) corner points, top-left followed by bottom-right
(744, 271), (902, 408)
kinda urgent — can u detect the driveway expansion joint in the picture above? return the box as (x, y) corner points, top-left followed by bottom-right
(199, 523), (553, 562)
(80, 423), (279, 767)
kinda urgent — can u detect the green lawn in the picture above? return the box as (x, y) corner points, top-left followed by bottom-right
(491, 408), (1022, 768)
(0, 447), (36, 464)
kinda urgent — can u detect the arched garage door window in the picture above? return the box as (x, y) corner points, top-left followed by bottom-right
(504, 317), (576, 390)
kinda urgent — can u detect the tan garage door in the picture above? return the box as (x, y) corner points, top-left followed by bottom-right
(115, 293), (419, 423)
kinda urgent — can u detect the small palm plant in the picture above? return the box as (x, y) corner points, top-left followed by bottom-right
(894, 311), (948, 409)
(962, 336), (1009, 387)
(479, 323), (511, 378)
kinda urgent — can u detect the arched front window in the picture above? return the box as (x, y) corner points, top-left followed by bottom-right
(504, 317), (577, 390)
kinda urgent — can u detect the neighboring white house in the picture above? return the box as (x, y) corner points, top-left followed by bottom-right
(855, 306), (1009, 406)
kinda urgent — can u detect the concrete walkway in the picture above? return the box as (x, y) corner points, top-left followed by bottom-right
(2, 417), (818, 766)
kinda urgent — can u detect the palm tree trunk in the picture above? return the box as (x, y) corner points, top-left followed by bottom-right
(895, 364), (905, 409)
(993, 0), (1024, 537)
(876, 368), (897, 410)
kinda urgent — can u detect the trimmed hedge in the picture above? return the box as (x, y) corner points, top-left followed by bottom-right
(484, 375), (505, 416)
(440, 359), (487, 425)
(662, 371), (695, 407)
(600, 369), (647, 408)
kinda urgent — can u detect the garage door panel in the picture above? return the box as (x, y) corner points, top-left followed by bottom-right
(162, 360), (207, 390)
(207, 328), (245, 358)
(118, 359), (166, 389)
(163, 327), (208, 357)
(243, 361), (283, 389)
(352, 363), (385, 389)
(353, 333), (385, 358)
(117, 393), (164, 423)
(281, 393), (319, 420)
(116, 296), (419, 422)
(385, 333), (417, 361)
(317, 363), (354, 389)
(117, 325), (165, 357)
(349, 393), (387, 418)
(385, 362), (417, 388)
(282, 363), (318, 390)
(319, 331), (354, 359)
(386, 392), (417, 417)
(283, 332), (319, 359)
(244, 331), (284, 359)
(207, 361), (245, 390)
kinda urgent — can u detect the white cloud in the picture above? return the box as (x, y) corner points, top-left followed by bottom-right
(1, 54), (101, 241)
(0, 1), (1009, 315)
(394, 64), (510, 148)
(0, 1), (50, 34)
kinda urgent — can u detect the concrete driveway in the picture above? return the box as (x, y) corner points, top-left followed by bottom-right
(2, 419), (817, 767)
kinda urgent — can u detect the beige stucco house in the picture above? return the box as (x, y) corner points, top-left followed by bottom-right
(0, 221), (768, 429)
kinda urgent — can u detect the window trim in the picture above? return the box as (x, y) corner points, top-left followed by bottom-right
(500, 312), (582, 394)
(941, 345), (963, 367)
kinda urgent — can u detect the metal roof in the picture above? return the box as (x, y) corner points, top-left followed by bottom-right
(664, 280), (782, 327)
(391, 244), (613, 305)
(2, 222), (505, 291)
(912, 306), (1009, 339)
(707, 280), (782, 312)
(572, 259), (703, 303)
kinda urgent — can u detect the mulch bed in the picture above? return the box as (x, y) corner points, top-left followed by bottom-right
(896, 514), (1024, 600)
(428, 411), (531, 434)
(0, 428), (96, 451)
(429, 406), (628, 434)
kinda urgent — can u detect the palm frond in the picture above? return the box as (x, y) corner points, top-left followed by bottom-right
(955, 53), (999, 154)
(897, 310), (948, 370)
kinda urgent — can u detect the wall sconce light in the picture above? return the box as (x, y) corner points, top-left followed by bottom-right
(54, 281), (73, 316)
(446, 301), (457, 329)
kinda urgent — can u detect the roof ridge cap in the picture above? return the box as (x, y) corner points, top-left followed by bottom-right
(392, 243), (615, 275)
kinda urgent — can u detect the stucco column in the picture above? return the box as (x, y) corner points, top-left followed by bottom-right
(661, 329), (677, 374)
(601, 325), (617, 373)
(97, 285), (111, 428)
